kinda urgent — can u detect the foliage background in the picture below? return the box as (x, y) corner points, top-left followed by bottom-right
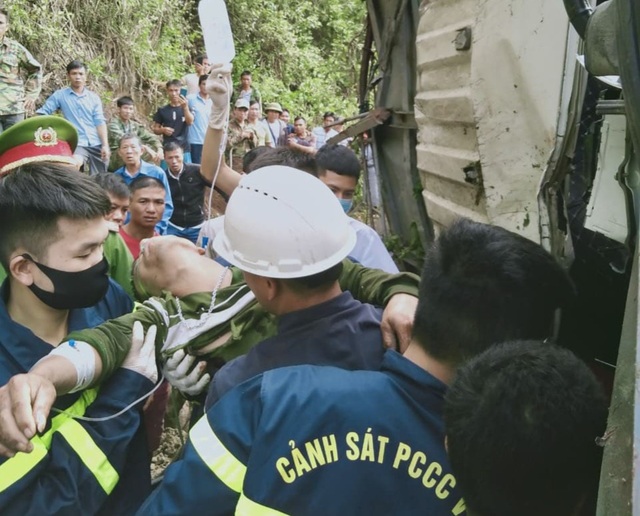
(7, 0), (366, 122)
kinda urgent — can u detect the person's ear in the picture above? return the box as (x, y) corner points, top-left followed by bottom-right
(264, 277), (281, 301)
(9, 253), (35, 286)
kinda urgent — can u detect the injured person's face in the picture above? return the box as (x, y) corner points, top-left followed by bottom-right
(132, 235), (232, 300)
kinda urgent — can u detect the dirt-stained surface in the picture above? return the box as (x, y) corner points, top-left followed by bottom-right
(151, 402), (191, 481)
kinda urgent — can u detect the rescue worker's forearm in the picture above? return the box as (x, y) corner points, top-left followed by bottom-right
(338, 260), (420, 306)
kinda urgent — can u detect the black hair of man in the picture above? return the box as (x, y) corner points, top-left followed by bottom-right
(66, 60), (86, 73)
(93, 172), (130, 200)
(249, 100), (260, 108)
(119, 133), (141, 148)
(316, 144), (360, 181)
(128, 175), (165, 194)
(323, 112), (335, 120)
(116, 96), (134, 108)
(0, 164), (110, 268)
(240, 70), (251, 78)
(444, 340), (607, 516)
(166, 79), (182, 89)
(251, 147), (318, 176)
(0, 6), (8, 21)
(294, 116), (306, 124)
(283, 262), (344, 294)
(195, 54), (207, 66)
(281, 108), (290, 115)
(243, 146), (273, 173)
(163, 141), (183, 154)
(412, 218), (575, 366)
(198, 74), (208, 85)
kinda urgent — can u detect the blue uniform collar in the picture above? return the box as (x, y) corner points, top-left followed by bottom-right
(277, 291), (357, 333)
(381, 349), (448, 405)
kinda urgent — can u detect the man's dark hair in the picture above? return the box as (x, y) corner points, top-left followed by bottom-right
(249, 100), (260, 108)
(251, 147), (318, 176)
(129, 175), (165, 194)
(240, 70), (252, 78)
(66, 60), (86, 73)
(283, 262), (344, 294)
(0, 164), (110, 268)
(195, 54), (207, 66)
(323, 111), (335, 120)
(116, 96), (134, 108)
(93, 173), (130, 199)
(412, 218), (575, 366)
(0, 7), (9, 21)
(294, 116), (306, 124)
(118, 133), (141, 149)
(445, 341), (607, 516)
(163, 141), (183, 154)
(316, 144), (360, 180)
(281, 108), (290, 115)
(243, 147), (273, 173)
(198, 74), (208, 85)
(166, 79), (182, 88)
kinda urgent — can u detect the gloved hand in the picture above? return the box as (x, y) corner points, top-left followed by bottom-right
(122, 321), (158, 383)
(207, 63), (233, 130)
(162, 349), (211, 396)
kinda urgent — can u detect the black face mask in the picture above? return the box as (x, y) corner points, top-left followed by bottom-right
(23, 254), (110, 310)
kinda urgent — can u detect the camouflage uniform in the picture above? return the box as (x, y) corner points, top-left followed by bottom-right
(107, 116), (162, 171)
(0, 37), (41, 128)
(226, 118), (256, 171)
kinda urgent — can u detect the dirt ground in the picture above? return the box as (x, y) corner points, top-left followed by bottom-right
(151, 402), (191, 481)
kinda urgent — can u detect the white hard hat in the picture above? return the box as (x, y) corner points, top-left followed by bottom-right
(213, 165), (356, 278)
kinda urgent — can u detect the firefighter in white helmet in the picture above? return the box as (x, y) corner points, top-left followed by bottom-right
(204, 164), (386, 407)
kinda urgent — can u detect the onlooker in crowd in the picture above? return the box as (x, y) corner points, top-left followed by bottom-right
(138, 218), (575, 515)
(187, 75), (212, 164)
(312, 111), (338, 149)
(0, 7), (42, 132)
(445, 341), (607, 516)
(279, 107), (294, 135)
(107, 96), (163, 171)
(246, 100), (271, 147)
(226, 98), (255, 171)
(164, 142), (211, 243)
(287, 116), (316, 154)
(0, 149), (154, 513)
(261, 102), (286, 147)
(113, 134), (173, 234)
(333, 116), (351, 146)
(182, 54), (210, 96)
(152, 79), (194, 162)
(232, 69), (261, 109)
(119, 176), (166, 259)
(92, 173), (135, 299)
(37, 60), (110, 174)
(316, 144), (398, 273)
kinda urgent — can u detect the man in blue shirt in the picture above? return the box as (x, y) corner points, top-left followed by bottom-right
(36, 60), (110, 175)
(187, 74), (212, 164)
(113, 133), (173, 235)
(0, 121), (157, 514)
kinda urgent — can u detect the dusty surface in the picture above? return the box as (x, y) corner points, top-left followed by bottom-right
(151, 401), (191, 481)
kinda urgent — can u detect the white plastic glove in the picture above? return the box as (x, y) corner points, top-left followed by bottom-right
(206, 63), (233, 130)
(162, 349), (211, 396)
(122, 322), (158, 383)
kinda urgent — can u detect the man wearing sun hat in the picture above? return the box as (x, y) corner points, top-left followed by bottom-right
(0, 115), (156, 513)
(261, 101), (287, 147)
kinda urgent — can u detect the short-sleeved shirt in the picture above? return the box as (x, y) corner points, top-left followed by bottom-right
(36, 87), (106, 147)
(152, 104), (190, 151)
(0, 37), (42, 116)
(187, 93), (212, 146)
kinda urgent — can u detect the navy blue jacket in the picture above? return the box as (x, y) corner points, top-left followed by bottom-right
(206, 291), (384, 408)
(0, 279), (152, 515)
(138, 351), (466, 515)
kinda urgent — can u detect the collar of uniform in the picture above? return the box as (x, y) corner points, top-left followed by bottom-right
(381, 349), (448, 404)
(277, 290), (356, 334)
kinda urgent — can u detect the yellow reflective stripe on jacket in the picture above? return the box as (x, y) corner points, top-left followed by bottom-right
(56, 419), (119, 493)
(235, 493), (290, 516)
(190, 416), (246, 493)
(0, 388), (100, 492)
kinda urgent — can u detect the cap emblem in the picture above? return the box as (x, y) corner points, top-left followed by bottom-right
(34, 127), (59, 147)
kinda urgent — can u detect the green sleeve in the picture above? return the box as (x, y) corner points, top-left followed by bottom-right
(103, 231), (135, 300)
(0, 264), (6, 284)
(338, 259), (420, 306)
(136, 122), (162, 152)
(107, 118), (125, 152)
(66, 274), (275, 385)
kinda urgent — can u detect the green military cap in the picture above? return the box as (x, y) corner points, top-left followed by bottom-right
(0, 115), (78, 176)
